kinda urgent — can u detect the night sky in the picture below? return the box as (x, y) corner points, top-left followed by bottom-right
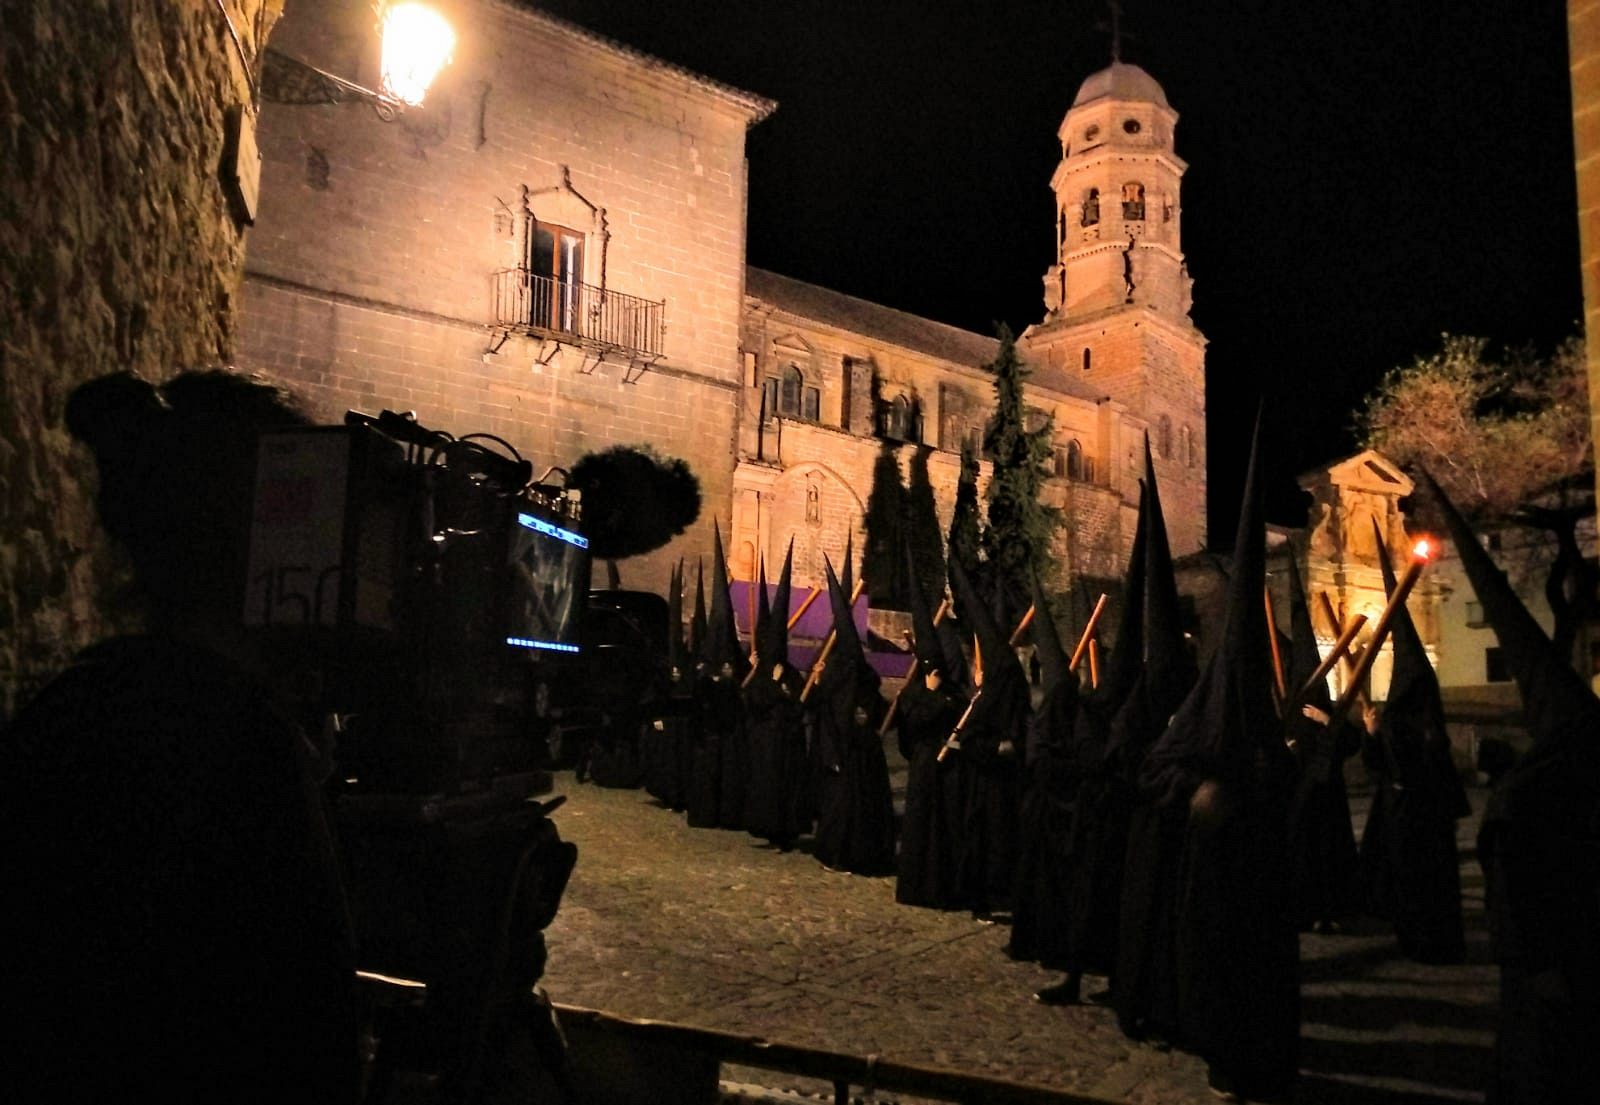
(537, 0), (1582, 537)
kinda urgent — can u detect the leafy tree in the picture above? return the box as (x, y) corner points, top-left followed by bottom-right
(567, 444), (701, 582)
(980, 325), (1058, 620)
(1358, 332), (1596, 657)
(862, 440), (906, 607)
(904, 445), (947, 603)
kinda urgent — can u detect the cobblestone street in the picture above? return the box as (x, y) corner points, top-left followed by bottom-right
(541, 762), (1496, 1105)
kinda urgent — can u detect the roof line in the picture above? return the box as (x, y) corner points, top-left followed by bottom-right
(491, 1), (777, 123)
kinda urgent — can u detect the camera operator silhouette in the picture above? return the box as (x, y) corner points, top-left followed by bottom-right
(3, 370), (360, 1103)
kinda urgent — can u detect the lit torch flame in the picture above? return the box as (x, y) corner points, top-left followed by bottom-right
(1412, 538), (1432, 561)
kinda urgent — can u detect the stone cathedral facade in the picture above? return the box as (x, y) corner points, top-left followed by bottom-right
(237, 1), (1206, 604)
(731, 61), (1207, 594)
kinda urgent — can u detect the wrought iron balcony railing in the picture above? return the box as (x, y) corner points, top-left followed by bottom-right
(491, 268), (665, 358)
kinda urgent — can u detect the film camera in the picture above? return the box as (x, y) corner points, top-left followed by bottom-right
(243, 407), (590, 795)
(243, 409), (582, 1100)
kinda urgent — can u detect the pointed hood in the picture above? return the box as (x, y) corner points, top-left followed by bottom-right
(667, 559), (686, 672)
(705, 521), (744, 673)
(907, 541), (946, 674)
(841, 529), (855, 600)
(1142, 436), (1195, 701)
(1142, 412), (1279, 801)
(1029, 568), (1070, 693)
(823, 554), (864, 665)
(1092, 477), (1148, 712)
(754, 558), (772, 658)
(935, 598), (973, 699)
(949, 557), (1005, 675)
(1375, 516), (1470, 817)
(1423, 472), (1600, 785)
(1284, 548), (1330, 711)
(691, 558), (708, 662)
(760, 538), (795, 667)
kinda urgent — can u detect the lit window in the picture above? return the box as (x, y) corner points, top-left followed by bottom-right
(527, 220), (584, 333)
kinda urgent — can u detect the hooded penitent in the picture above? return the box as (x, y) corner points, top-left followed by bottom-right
(1424, 470), (1599, 1101)
(1134, 413), (1299, 1098)
(1282, 546), (1361, 929)
(691, 558), (708, 666)
(895, 541), (969, 907)
(1008, 564), (1084, 963)
(811, 556), (895, 875)
(685, 523), (744, 829)
(1355, 515), (1468, 964)
(645, 561), (696, 811)
(743, 539), (806, 846)
(948, 558), (1031, 913)
(1113, 440), (1201, 1039)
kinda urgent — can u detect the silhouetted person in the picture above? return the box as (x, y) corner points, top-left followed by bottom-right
(3, 369), (359, 1103)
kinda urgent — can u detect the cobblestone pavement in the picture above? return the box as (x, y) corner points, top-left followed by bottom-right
(541, 758), (1495, 1105)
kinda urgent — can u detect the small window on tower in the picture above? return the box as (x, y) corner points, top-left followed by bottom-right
(1085, 124), (1101, 143)
(1082, 188), (1100, 227)
(1082, 347), (1092, 372)
(1123, 118), (1141, 134)
(1122, 182), (1146, 221)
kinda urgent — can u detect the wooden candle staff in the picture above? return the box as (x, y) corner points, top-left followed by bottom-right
(1069, 593), (1109, 672)
(1332, 539), (1433, 716)
(1301, 603), (1368, 698)
(786, 586), (822, 630)
(877, 598), (951, 736)
(1264, 586), (1287, 702)
(1087, 638), (1100, 689)
(1008, 604), (1037, 648)
(799, 578), (865, 703)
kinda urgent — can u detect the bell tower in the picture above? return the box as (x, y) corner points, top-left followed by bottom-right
(1021, 60), (1208, 554)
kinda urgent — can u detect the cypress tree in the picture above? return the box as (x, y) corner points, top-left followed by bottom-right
(980, 325), (1057, 619)
(862, 440), (906, 607)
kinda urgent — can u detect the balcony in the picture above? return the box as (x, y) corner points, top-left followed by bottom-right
(491, 268), (665, 359)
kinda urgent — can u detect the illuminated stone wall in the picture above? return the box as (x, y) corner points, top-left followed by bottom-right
(238, 0), (771, 596)
(0, 0), (276, 720)
(1569, 0), (1600, 509)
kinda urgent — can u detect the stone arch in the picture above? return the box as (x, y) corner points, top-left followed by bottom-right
(770, 462), (865, 586)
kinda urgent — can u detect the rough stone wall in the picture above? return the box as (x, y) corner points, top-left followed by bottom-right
(0, 0), (272, 720)
(1570, 0), (1600, 510)
(238, 0), (762, 597)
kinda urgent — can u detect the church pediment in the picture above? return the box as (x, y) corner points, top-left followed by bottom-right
(1300, 449), (1413, 496)
(770, 332), (815, 356)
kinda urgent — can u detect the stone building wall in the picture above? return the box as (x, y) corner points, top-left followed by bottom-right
(1569, 0), (1600, 508)
(0, 0), (276, 720)
(238, 0), (771, 598)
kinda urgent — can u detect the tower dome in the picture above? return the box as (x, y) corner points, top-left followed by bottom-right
(1071, 61), (1169, 109)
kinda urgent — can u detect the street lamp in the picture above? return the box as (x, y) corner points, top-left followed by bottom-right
(261, 2), (455, 121)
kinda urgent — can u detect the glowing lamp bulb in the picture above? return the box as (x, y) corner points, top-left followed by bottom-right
(380, 3), (455, 107)
(1412, 538), (1432, 561)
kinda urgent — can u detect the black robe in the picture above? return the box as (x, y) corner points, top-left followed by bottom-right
(1008, 678), (1082, 963)
(643, 673), (696, 811)
(894, 678), (966, 907)
(1479, 753), (1600, 1104)
(1358, 717), (1467, 963)
(717, 682), (753, 831)
(686, 676), (740, 829)
(812, 668), (895, 875)
(953, 664), (1030, 913)
(1286, 715), (1362, 928)
(1171, 760), (1301, 1100)
(742, 667), (807, 846)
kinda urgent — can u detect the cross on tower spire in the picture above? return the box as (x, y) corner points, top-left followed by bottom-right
(1096, 1), (1134, 64)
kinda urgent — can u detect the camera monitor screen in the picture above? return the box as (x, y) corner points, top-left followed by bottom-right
(506, 512), (589, 653)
